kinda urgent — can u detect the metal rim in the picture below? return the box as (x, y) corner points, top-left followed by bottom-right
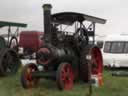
(90, 47), (103, 75)
(56, 63), (74, 90)
(21, 63), (39, 88)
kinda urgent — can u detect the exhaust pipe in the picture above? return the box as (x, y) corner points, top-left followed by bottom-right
(42, 4), (52, 43)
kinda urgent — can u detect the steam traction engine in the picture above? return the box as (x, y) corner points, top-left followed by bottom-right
(0, 21), (27, 76)
(21, 4), (106, 90)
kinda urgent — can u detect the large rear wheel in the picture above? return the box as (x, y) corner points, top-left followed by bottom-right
(0, 48), (20, 76)
(56, 63), (74, 90)
(90, 47), (103, 75)
(80, 45), (103, 82)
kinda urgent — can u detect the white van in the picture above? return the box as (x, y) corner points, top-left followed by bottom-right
(101, 34), (128, 68)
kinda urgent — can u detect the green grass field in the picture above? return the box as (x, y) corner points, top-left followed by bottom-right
(0, 70), (128, 96)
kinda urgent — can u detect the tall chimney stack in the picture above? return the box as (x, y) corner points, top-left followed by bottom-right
(42, 4), (52, 43)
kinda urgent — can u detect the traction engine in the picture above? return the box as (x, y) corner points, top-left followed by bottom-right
(21, 4), (106, 90)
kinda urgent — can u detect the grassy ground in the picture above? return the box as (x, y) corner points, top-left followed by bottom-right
(0, 70), (128, 96)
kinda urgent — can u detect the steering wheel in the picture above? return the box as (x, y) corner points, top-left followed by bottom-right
(74, 28), (89, 46)
(9, 36), (18, 52)
(57, 31), (65, 42)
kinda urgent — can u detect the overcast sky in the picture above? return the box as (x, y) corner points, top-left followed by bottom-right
(0, 0), (127, 35)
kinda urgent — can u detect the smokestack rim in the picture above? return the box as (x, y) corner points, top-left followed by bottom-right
(42, 4), (52, 10)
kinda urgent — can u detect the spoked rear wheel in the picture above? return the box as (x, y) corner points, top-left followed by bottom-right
(0, 48), (20, 76)
(80, 45), (103, 82)
(90, 47), (103, 75)
(21, 63), (39, 88)
(56, 63), (74, 90)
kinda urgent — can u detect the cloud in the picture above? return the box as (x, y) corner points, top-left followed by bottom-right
(0, 0), (128, 35)
(0, 0), (43, 30)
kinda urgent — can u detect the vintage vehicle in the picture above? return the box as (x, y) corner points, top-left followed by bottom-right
(102, 34), (128, 68)
(0, 21), (27, 76)
(19, 31), (44, 58)
(21, 4), (106, 90)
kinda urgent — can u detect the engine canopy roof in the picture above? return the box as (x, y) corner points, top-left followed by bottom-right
(0, 21), (27, 28)
(52, 12), (106, 25)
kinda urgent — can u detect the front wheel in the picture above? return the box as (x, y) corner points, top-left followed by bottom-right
(21, 63), (39, 88)
(56, 63), (74, 90)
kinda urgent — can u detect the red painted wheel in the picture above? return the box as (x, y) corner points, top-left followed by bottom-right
(21, 63), (39, 88)
(80, 45), (103, 82)
(90, 47), (103, 75)
(56, 63), (74, 90)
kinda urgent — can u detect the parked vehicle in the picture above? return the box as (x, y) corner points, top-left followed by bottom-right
(102, 34), (128, 68)
(20, 4), (106, 91)
(0, 21), (27, 76)
(19, 31), (44, 58)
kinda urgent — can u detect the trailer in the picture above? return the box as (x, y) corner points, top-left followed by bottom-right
(101, 34), (128, 68)
(19, 31), (44, 58)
